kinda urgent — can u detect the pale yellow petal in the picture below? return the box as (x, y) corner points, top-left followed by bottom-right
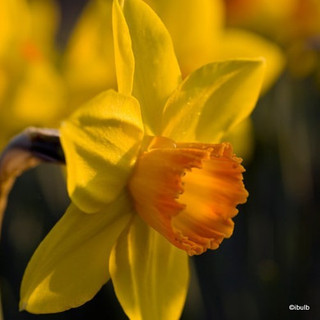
(110, 215), (189, 320)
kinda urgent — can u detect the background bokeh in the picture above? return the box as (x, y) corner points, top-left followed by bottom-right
(1, 0), (320, 319)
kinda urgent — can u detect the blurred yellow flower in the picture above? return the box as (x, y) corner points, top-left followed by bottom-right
(0, 0), (65, 148)
(19, 0), (265, 318)
(145, 0), (284, 94)
(224, 0), (320, 77)
(61, 0), (116, 112)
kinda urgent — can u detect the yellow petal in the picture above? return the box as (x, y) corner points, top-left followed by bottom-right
(162, 59), (265, 143)
(119, 0), (182, 134)
(144, 0), (224, 77)
(110, 215), (189, 320)
(60, 90), (144, 213)
(217, 28), (285, 93)
(20, 191), (133, 313)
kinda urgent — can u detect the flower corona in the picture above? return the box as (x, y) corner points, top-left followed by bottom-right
(129, 136), (248, 255)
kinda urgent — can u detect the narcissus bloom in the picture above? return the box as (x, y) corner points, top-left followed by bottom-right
(20, 0), (265, 318)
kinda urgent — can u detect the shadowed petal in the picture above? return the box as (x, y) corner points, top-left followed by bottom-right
(20, 191), (133, 313)
(60, 90), (144, 213)
(112, 0), (135, 95)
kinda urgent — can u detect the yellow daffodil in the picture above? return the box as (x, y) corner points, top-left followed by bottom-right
(19, 0), (265, 318)
(0, 0), (65, 149)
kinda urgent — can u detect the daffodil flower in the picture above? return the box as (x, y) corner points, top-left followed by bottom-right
(18, 0), (265, 318)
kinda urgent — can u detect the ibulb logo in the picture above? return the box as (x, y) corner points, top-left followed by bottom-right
(289, 304), (310, 311)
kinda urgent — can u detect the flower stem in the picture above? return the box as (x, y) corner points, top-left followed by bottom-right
(0, 127), (65, 237)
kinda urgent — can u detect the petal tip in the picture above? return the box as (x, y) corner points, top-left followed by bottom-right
(19, 301), (27, 312)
